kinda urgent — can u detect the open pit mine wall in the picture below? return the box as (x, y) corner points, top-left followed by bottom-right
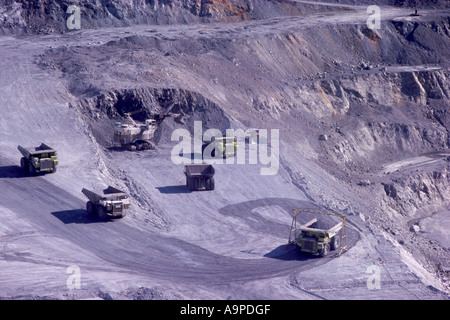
(0, 0), (321, 35)
(3, 0), (447, 35)
(5, 1), (448, 212)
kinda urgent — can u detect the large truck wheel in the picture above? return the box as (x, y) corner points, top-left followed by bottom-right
(20, 157), (29, 171)
(319, 243), (330, 257)
(330, 235), (340, 251)
(97, 206), (107, 219)
(86, 201), (95, 215)
(29, 164), (37, 175)
(206, 177), (215, 190)
(193, 178), (199, 191)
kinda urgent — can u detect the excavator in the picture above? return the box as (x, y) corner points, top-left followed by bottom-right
(114, 109), (182, 151)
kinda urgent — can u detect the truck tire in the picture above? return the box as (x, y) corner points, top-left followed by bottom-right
(29, 164), (37, 176)
(319, 243), (330, 257)
(20, 157), (28, 171)
(97, 206), (107, 219)
(330, 235), (340, 250)
(187, 178), (193, 191)
(51, 166), (57, 174)
(206, 177), (215, 190)
(193, 178), (199, 191)
(86, 201), (95, 215)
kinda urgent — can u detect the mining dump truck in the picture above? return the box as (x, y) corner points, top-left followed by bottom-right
(294, 218), (343, 256)
(184, 164), (215, 191)
(18, 143), (58, 175)
(82, 186), (130, 219)
(202, 136), (238, 158)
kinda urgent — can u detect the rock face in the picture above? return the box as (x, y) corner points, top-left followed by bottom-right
(1, 0), (449, 35)
(71, 87), (232, 146)
(0, 0), (315, 34)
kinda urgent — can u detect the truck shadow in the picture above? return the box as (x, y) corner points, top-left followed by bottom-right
(0, 165), (51, 178)
(156, 185), (191, 194)
(51, 209), (113, 224)
(264, 243), (321, 261)
(0, 165), (29, 178)
(107, 146), (127, 152)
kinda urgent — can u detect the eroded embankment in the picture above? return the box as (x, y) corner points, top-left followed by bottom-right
(69, 87), (232, 148)
(0, 0), (341, 35)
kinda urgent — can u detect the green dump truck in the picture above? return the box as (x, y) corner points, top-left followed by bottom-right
(294, 218), (343, 256)
(82, 186), (130, 219)
(18, 143), (58, 175)
(202, 136), (238, 158)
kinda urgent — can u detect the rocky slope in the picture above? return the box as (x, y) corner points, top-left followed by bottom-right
(0, 0), (335, 34)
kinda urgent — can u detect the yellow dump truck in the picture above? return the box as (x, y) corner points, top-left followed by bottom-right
(18, 143), (58, 175)
(294, 218), (343, 256)
(82, 186), (130, 219)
